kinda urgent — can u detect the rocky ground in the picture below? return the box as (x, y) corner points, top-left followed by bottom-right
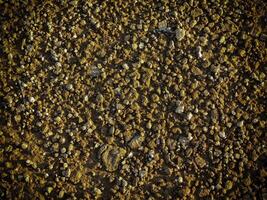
(0, 0), (267, 199)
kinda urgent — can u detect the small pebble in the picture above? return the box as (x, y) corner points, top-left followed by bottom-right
(175, 104), (184, 114)
(225, 180), (233, 190)
(187, 112), (193, 120)
(237, 121), (244, 127)
(58, 190), (65, 198)
(61, 147), (67, 154)
(146, 121), (152, 129)
(29, 97), (35, 103)
(219, 131), (226, 138)
(21, 143), (28, 150)
(109, 126), (115, 135)
(176, 27), (185, 41)
(66, 84), (73, 90)
(47, 187), (53, 194)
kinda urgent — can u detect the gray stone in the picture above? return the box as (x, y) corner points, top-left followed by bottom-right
(100, 145), (126, 171)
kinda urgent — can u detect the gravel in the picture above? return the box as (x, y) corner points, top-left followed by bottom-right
(0, 0), (266, 199)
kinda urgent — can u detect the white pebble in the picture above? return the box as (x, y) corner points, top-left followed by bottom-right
(197, 46), (202, 58)
(219, 131), (226, 138)
(175, 105), (184, 114)
(128, 152), (133, 158)
(188, 133), (193, 141)
(187, 112), (193, 120)
(29, 97), (35, 103)
(237, 120), (244, 127)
